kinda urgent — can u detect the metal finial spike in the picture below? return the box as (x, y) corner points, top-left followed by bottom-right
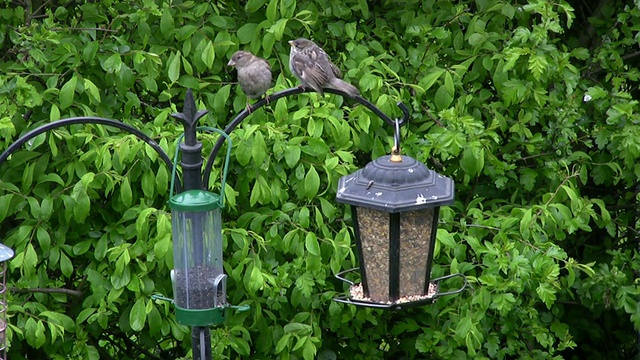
(171, 89), (209, 146)
(183, 88), (196, 122)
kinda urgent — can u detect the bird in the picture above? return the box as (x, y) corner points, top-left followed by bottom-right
(227, 51), (272, 112)
(288, 38), (360, 98)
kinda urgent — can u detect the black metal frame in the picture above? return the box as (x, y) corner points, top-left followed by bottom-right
(0, 86), (411, 360)
(388, 213), (401, 302)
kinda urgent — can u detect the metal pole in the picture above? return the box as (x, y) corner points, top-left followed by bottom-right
(191, 327), (212, 360)
(172, 89), (212, 360)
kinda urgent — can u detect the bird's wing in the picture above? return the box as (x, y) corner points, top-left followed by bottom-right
(313, 46), (342, 79)
(292, 51), (329, 88)
(257, 57), (271, 71)
(329, 62), (343, 79)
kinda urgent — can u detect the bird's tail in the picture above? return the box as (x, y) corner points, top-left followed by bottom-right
(328, 78), (360, 98)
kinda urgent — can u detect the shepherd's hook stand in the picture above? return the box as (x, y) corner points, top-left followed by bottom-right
(0, 86), (412, 359)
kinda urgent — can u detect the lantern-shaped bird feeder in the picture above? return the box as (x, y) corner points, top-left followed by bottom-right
(0, 243), (14, 358)
(334, 123), (467, 309)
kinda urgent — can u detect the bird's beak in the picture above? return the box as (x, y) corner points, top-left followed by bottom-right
(227, 59), (235, 66)
(288, 40), (295, 47)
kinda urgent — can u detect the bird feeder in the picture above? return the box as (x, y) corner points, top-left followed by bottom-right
(168, 189), (227, 325)
(334, 144), (467, 308)
(0, 243), (14, 358)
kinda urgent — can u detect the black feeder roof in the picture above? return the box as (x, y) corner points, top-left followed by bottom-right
(336, 155), (455, 212)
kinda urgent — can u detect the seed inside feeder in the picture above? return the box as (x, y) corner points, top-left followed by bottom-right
(356, 207), (435, 303)
(173, 265), (225, 309)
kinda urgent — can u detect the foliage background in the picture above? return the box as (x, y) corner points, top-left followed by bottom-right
(1, 0), (640, 359)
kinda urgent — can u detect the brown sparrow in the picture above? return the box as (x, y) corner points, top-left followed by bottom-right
(288, 38), (359, 98)
(227, 51), (272, 111)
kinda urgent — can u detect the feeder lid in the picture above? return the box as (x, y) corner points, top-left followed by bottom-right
(168, 189), (221, 212)
(336, 155), (454, 212)
(0, 243), (14, 262)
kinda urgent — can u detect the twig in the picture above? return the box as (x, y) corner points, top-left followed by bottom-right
(51, 27), (118, 33)
(10, 287), (83, 297)
(586, 49), (640, 77)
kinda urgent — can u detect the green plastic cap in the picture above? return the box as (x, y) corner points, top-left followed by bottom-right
(168, 190), (221, 212)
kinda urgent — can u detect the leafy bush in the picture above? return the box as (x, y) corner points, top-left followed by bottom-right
(1, 0), (639, 359)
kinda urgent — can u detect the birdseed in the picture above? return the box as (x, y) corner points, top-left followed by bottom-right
(173, 265), (225, 309)
(356, 207), (436, 302)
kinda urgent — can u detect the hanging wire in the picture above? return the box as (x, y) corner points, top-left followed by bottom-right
(393, 117), (401, 155)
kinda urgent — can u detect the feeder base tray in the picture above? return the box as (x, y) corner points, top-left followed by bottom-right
(334, 268), (467, 309)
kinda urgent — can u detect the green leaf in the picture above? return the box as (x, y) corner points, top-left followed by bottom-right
(103, 53), (122, 73)
(130, 298), (147, 332)
(167, 52), (181, 83)
(84, 79), (101, 104)
(267, 18), (288, 40)
(305, 232), (320, 256)
(120, 177), (133, 207)
(35, 320), (46, 348)
(302, 341), (317, 360)
(437, 229), (456, 248)
(82, 41), (99, 62)
(160, 7), (175, 39)
(454, 316), (472, 342)
(251, 131), (267, 165)
(444, 71), (454, 96)
(201, 40), (215, 68)
(60, 251), (73, 278)
(156, 166), (169, 195)
(50, 103), (60, 121)
(73, 240), (92, 255)
(460, 144), (484, 177)
(266, 0), (278, 21)
(244, 262), (264, 294)
(59, 75), (77, 109)
(237, 23), (259, 44)
(434, 85), (453, 110)
(304, 167), (320, 199)
(419, 68), (445, 92)
(142, 170), (155, 198)
(0, 194), (13, 222)
(284, 146), (301, 168)
(536, 283), (557, 309)
(275, 333), (291, 353)
(23, 242), (38, 274)
(36, 227), (51, 251)
(245, 0), (267, 11)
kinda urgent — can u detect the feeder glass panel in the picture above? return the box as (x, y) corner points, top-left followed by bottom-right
(355, 207), (390, 303)
(399, 208), (436, 298)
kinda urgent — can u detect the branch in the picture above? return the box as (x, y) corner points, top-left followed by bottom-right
(51, 27), (118, 33)
(10, 287), (83, 297)
(586, 49), (640, 77)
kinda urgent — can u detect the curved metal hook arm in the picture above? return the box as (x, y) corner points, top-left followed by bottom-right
(0, 117), (179, 192)
(202, 86), (409, 186)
